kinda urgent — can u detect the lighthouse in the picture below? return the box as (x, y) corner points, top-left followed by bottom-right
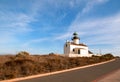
(64, 32), (92, 57)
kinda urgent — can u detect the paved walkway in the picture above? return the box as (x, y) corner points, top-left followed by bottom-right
(97, 69), (120, 82)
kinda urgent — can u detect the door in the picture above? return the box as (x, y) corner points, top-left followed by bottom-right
(78, 49), (80, 54)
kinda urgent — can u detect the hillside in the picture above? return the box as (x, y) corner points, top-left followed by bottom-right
(0, 52), (115, 81)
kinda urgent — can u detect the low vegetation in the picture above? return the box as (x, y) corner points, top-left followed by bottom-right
(0, 52), (115, 81)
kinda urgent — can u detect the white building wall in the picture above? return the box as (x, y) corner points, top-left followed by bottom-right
(70, 45), (88, 53)
(64, 42), (92, 57)
(64, 42), (70, 57)
(80, 49), (88, 56)
(69, 44), (89, 57)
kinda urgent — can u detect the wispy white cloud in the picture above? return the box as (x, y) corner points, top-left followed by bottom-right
(22, 38), (48, 47)
(0, 0), (66, 54)
(56, 6), (120, 55)
(0, 0), (42, 44)
(69, 12), (120, 45)
(0, 12), (34, 44)
(56, 0), (109, 40)
(0, 0), (119, 55)
(55, 33), (72, 40)
(55, 31), (85, 40)
(69, 0), (109, 27)
(82, 0), (109, 14)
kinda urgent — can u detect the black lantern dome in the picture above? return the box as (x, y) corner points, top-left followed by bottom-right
(72, 32), (80, 40)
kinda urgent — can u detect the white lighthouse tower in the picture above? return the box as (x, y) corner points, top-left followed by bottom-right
(64, 32), (92, 57)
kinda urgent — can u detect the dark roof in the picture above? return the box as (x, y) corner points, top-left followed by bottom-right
(72, 36), (80, 40)
(73, 32), (78, 35)
(72, 32), (80, 40)
(71, 42), (87, 47)
(88, 50), (93, 54)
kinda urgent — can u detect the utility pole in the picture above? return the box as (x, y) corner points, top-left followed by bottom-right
(99, 49), (102, 55)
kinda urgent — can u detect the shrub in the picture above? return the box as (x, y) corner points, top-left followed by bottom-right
(0, 54), (115, 81)
(16, 51), (30, 57)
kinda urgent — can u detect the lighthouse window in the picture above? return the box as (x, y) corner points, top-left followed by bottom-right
(78, 49), (80, 54)
(66, 44), (67, 47)
(73, 49), (75, 52)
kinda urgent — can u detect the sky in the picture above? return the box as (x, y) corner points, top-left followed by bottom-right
(0, 0), (120, 56)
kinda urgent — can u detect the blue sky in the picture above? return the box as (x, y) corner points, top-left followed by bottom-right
(0, 0), (120, 55)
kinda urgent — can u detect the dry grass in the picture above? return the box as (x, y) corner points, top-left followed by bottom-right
(0, 53), (114, 81)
